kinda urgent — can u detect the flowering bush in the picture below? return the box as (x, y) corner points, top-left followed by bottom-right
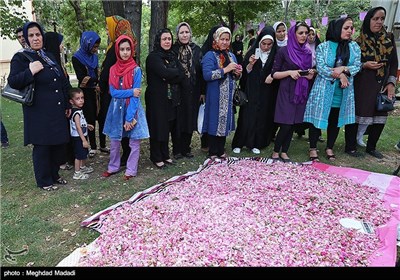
(78, 160), (392, 267)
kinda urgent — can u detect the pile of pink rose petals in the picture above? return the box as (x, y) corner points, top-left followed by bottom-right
(78, 160), (392, 267)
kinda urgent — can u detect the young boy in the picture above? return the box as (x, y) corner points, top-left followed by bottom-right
(69, 88), (94, 179)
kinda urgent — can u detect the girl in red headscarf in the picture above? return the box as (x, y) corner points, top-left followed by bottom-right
(102, 35), (149, 180)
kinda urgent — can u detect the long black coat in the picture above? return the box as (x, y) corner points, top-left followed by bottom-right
(8, 51), (70, 146)
(145, 51), (183, 142)
(232, 27), (280, 150)
(172, 43), (204, 134)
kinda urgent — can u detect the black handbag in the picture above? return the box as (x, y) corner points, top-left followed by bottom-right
(233, 83), (248, 106)
(1, 52), (35, 106)
(375, 63), (395, 112)
(376, 91), (395, 112)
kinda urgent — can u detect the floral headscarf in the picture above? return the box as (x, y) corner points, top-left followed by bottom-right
(356, 6), (394, 81)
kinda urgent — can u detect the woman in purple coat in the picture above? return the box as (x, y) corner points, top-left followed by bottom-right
(270, 22), (314, 162)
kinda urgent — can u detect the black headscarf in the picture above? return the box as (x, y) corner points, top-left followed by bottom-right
(153, 28), (181, 106)
(23, 21), (60, 76)
(201, 25), (222, 55)
(326, 17), (352, 66)
(44, 32), (63, 66)
(356, 6), (394, 81)
(153, 28), (175, 61)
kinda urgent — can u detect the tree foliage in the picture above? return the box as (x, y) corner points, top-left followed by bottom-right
(169, 0), (270, 37)
(0, 0), (30, 39)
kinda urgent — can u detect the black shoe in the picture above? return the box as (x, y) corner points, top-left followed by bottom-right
(366, 150), (384, 159)
(174, 153), (183, 160)
(345, 150), (363, 158)
(182, 152), (194, 158)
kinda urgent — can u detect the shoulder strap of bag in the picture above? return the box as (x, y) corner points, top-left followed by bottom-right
(20, 51), (34, 62)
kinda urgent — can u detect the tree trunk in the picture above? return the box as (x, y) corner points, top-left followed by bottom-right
(68, 0), (86, 34)
(124, 0), (142, 65)
(102, 0), (125, 17)
(149, 1), (169, 52)
(227, 1), (235, 34)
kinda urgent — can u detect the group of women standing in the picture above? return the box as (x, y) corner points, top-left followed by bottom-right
(7, 6), (397, 190)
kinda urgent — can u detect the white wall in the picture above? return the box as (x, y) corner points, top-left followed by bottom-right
(0, 0), (34, 80)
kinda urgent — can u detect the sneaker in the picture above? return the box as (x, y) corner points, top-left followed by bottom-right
(357, 137), (367, 147)
(80, 166), (94, 174)
(251, 148), (261, 154)
(232, 148), (241, 154)
(73, 171), (89, 180)
(1, 142), (9, 148)
(366, 150), (384, 159)
(395, 143), (400, 152)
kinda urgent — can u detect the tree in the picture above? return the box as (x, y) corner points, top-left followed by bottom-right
(149, 0), (169, 52)
(0, 0), (31, 39)
(68, 0), (87, 33)
(102, 0), (125, 17)
(124, 0), (143, 65)
(169, 0), (270, 37)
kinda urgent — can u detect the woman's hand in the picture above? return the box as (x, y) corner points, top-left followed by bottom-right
(224, 62), (237, 74)
(331, 66), (344, 79)
(199, 94), (205, 104)
(339, 73), (349, 88)
(363, 61), (384, 70)
(87, 124), (95, 131)
(384, 83), (396, 100)
(265, 74), (273, 84)
(249, 54), (258, 65)
(29, 61), (44, 75)
(133, 88), (141, 97)
(289, 70), (300, 80)
(233, 64), (242, 76)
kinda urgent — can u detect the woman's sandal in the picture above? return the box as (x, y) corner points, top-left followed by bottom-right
(55, 178), (68, 185)
(152, 161), (166, 169)
(42, 185), (58, 191)
(309, 148), (320, 162)
(163, 159), (176, 165)
(325, 148), (336, 161)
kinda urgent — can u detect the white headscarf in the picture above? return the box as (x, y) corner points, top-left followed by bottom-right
(259, 34), (274, 65)
(273, 21), (288, 47)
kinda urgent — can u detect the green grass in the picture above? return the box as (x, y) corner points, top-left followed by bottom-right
(1, 98), (399, 267)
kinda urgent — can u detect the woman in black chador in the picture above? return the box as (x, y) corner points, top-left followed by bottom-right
(231, 26), (280, 154)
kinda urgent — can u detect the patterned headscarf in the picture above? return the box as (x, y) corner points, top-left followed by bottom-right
(175, 22), (193, 79)
(212, 27), (232, 68)
(356, 6), (394, 81)
(106, 16), (137, 52)
(73, 31), (100, 79)
(23, 21), (60, 76)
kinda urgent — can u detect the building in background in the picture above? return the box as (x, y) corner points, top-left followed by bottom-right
(0, 0), (34, 84)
